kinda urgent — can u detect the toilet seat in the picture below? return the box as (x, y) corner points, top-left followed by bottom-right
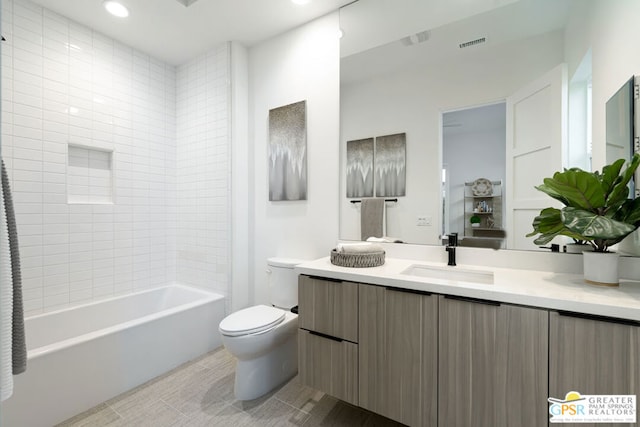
(219, 305), (286, 337)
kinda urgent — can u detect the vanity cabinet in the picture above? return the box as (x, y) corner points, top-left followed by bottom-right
(438, 295), (549, 427)
(298, 274), (551, 426)
(298, 275), (359, 405)
(549, 310), (640, 426)
(358, 285), (437, 426)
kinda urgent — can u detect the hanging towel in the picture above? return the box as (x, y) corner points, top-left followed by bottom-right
(360, 198), (385, 241)
(1, 160), (26, 375)
(0, 178), (13, 401)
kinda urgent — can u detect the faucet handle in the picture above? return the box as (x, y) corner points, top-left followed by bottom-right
(441, 233), (459, 246)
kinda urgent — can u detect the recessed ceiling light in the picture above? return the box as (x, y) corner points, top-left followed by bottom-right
(291, 0), (311, 5)
(103, 0), (129, 18)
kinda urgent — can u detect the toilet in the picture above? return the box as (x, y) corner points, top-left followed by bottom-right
(219, 257), (303, 400)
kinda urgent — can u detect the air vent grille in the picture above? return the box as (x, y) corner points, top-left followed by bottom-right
(459, 37), (486, 49)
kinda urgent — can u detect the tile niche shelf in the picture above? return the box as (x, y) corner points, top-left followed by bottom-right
(464, 180), (504, 241)
(67, 144), (114, 204)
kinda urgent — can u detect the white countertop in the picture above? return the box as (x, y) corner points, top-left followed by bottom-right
(295, 257), (640, 321)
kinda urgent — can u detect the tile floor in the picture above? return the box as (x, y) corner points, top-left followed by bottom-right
(56, 347), (403, 426)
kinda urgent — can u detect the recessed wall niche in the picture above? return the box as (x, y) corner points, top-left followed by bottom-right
(67, 144), (114, 204)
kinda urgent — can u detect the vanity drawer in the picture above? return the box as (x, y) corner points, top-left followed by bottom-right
(298, 275), (358, 342)
(298, 329), (358, 405)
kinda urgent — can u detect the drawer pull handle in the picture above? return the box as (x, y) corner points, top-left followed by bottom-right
(386, 286), (432, 296)
(444, 295), (500, 306)
(558, 310), (640, 327)
(309, 330), (344, 342)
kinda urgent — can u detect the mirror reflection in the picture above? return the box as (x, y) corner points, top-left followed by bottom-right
(339, 0), (640, 254)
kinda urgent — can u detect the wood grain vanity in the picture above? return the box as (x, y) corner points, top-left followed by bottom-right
(296, 262), (640, 427)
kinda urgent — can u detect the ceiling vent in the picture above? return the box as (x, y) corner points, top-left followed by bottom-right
(173, 0), (200, 6)
(459, 37), (487, 49)
(401, 30), (431, 47)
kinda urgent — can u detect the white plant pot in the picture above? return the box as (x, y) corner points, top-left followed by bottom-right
(565, 243), (591, 254)
(582, 251), (620, 287)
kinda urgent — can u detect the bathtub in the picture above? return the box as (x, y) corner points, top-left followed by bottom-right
(0, 285), (225, 427)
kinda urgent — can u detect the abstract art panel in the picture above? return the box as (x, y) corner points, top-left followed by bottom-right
(346, 138), (374, 198)
(375, 133), (406, 197)
(269, 100), (307, 201)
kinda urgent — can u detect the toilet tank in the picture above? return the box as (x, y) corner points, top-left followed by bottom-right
(267, 257), (305, 310)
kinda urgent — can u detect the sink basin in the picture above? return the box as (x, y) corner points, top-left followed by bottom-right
(401, 264), (494, 285)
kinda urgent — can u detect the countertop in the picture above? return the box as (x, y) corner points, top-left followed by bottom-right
(295, 257), (640, 321)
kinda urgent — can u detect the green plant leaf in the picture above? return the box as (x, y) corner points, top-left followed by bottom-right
(606, 153), (640, 207)
(600, 158), (625, 197)
(534, 184), (570, 206)
(614, 197), (640, 226)
(542, 169), (605, 211)
(528, 207), (588, 245)
(562, 207), (636, 240)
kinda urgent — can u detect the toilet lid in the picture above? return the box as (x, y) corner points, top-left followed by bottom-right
(219, 305), (286, 337)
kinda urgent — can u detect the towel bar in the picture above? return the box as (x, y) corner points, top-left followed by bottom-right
(350, 198), (397, 204)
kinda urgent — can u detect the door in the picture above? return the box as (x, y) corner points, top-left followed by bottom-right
(506, 64), (567, 250)
(358, 285), (437, 426)
(549, 311), (640, 427)
(438, 295), (549, 427)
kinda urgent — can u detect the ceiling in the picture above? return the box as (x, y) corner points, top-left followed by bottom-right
(341, 0), (570, 85)
(29, 0), (353, 65)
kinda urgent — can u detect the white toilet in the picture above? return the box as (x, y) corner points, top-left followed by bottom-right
(219, 257), (303, 400)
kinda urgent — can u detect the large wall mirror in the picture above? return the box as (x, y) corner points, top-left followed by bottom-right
(339, 0), (640, 254)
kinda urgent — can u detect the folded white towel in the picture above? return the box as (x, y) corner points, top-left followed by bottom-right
(336, 242), (384, 254)
(366, 236), (403, 243)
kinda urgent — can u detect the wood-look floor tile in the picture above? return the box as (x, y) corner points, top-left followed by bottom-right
(273, 375), (325, 412)
(58, 346), (402, 427)
(161, 371), (236, 417)
(109, 399), (188, 427)
(194, 347), (236, 374)
(242, 396), (310, 426)
(200, 396), (309, 427)
(54, 403), (121, 427)
(302, 395), (402, 427)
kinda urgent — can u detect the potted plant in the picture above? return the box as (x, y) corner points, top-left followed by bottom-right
(470, 215), (481, 228)
(564, 238), (591, 253)
(527, 153), (640, 286)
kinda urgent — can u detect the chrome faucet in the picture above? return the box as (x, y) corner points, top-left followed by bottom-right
(446, 233), (457, 266)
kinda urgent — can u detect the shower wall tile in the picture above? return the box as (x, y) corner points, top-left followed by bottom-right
(2, 0), (179, 315)
(176, 45), (230, 299)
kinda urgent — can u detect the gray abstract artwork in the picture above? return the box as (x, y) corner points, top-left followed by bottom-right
(269, 100), (307, 201)
(375, 133), (406, 197)
(346, 138), (374, 198)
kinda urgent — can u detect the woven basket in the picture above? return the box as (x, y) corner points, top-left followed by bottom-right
(330, 249), (385, 268)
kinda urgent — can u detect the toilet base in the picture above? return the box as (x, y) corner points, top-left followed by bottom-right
(234, 331), (298, 400)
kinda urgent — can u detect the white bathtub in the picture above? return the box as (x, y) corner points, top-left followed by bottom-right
(0, 285), (225, 427)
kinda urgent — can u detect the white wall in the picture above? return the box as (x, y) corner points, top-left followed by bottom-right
(175, 44), (231, 300)
(444, 127), (505, 236)
(1, 0), (177, 315)
(248, 13), (340, 306)
(564, 0), (640, 254)
(340, 31), (564, 245)
(565, 0), (640, 170)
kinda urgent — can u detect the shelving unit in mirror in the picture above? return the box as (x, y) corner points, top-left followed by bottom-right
(464, 180), (505, 243)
